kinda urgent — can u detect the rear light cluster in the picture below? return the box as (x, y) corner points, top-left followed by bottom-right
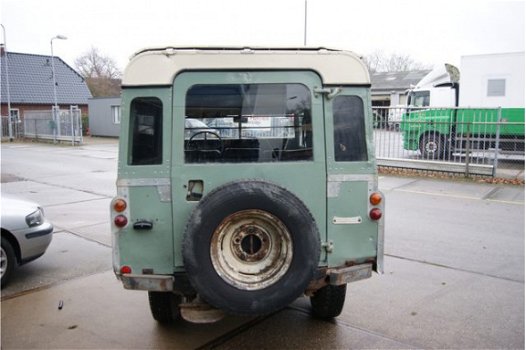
(112, 198), (132, 275)
(369, 192), (383, 221)
(112, 198), (128, 228)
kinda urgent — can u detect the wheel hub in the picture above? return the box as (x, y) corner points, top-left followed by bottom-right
(425, 141), (438, 153)
(210, 209), (293, 290)
(231, 225), (270, 262)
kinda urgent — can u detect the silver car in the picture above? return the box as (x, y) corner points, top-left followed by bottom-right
(1, 194), (53, 286)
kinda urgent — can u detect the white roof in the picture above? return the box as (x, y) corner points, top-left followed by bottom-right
(122, 47), (370, 87)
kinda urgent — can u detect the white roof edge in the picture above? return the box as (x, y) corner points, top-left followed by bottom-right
(122, 47), (370, 86)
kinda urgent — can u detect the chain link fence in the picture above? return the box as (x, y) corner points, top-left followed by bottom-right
(373, 106), (524, 177)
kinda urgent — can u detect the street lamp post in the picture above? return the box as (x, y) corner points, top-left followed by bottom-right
(50, 35), (67, 143)
(304, 0), (308, 46)
(1, 24), (13, 141)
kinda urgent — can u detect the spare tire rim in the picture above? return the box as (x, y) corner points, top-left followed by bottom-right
(210, 209), (293, 290)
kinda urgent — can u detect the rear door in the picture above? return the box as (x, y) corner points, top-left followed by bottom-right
(324, 88), (380, 267)
(171, 71), (327, 268)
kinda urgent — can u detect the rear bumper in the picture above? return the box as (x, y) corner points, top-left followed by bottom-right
(117, 263), (375, 294)
(328, 263), (373, 285)
(119, 274), (174, 291)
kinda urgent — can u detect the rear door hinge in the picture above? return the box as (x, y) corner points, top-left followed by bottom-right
(314, 87), (342, 100)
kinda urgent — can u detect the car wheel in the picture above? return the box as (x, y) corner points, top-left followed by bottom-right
(183, 180), (320, 315)
(1, 237), (16, 287)
(310, 284), (347, 319)
(420, 133), (447, 159)
(148, 291), (183, 323)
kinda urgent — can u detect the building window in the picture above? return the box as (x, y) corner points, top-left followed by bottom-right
(9, 109), (20, 122)
(111, 105), (121, 124)
(487, 79), (506, 97)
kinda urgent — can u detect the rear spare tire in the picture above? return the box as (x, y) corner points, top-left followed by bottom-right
(183, 180), (320, 315)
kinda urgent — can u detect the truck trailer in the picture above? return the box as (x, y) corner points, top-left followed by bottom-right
(402, 52), (525, 159)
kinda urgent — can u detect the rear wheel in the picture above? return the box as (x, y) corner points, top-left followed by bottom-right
(310, 284), (347, 319)
(148, 292), (183, 323)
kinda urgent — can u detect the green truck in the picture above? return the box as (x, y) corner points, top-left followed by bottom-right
(111, 47), (384, 324)
(402, 53), (525, 159)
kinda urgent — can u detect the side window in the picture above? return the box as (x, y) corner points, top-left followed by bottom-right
(184, 83), (312, 163)
(333, 95), (367, 162)
(129, 97), (163, 165)
(409, 91), (430, 107)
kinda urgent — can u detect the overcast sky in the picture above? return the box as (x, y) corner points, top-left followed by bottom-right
(1, 0), (524, 72)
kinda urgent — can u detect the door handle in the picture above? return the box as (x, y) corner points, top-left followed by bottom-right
(133, 220), (153, 230)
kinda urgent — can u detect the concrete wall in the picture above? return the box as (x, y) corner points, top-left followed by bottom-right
(88, 97), (121, 137)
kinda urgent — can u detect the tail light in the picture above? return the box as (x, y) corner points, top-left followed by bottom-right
(112, 198), (128, 228)
(120, 265), (132, 274)
(113, 199), (127, 212)
(369, 192), (382, 206)
(114, 215), (128, 227)
(369, 192), (383, 221)
(369, 208), (382, 220)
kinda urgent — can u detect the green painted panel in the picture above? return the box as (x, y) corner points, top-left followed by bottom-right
(117, 186), (174, 274)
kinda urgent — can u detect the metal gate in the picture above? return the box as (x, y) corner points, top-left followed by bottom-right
(23, 106), (83, 144)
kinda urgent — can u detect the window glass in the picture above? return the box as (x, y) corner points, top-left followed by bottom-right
(184, 84), (312, 163)
(112, 105), (121, 124)
(333, 95), (367, 162)
(487, 79), (506, 97)
(409, 90), (430, 107)
(129, 97), (163, 165)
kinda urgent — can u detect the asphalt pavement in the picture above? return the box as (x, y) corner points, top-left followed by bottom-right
(0, 139), (524, 349)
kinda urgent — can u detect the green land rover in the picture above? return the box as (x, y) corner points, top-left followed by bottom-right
(111, 47), (384, 323)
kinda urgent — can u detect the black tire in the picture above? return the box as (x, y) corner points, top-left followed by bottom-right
(420, 133), (448, 160)
(148, 292), (182, 323)
(1, 236), (16, 287)
(310, 284), (347, 319)
(183, 180), (320, 316)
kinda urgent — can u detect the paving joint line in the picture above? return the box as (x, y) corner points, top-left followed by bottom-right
(386, 253), (524, 284)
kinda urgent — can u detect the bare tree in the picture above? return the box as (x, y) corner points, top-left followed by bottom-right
(75, 47), (122, 97)
(364, 50), (430, 73)
(363, 50), (384, 73)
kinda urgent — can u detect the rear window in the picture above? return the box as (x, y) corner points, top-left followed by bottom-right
(184, 84), (313, 163)
(129, 97), (163, 165)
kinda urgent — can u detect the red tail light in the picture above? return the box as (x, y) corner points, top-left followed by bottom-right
(369, 208), (382, 221)
(120, 265), (132, 274)
(114, 215), (128, 227)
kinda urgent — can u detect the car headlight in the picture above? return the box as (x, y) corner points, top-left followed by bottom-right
(26, 208), (44, 227)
